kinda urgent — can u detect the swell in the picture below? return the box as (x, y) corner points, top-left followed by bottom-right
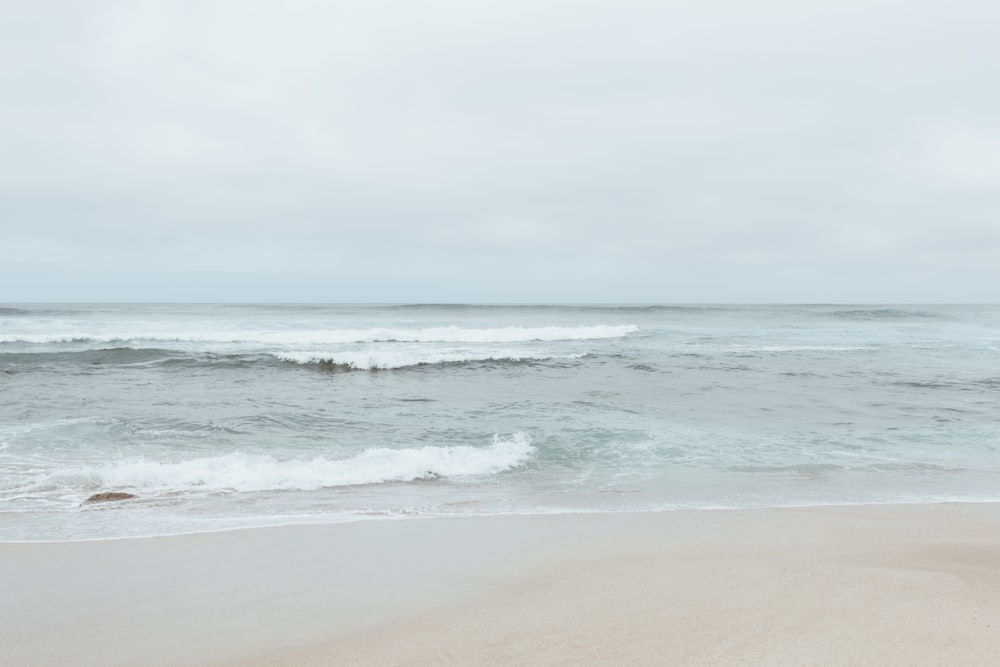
(825, 307), (941, 320)
(0, 346), (586, 372)
(0, 324), (638, 346)
(275, 349), (581, 371)
(0, 347), (274, 370)
(0, 347), (186, 367)
(0, 306), (85, 317)
(389, 304), (723, 313)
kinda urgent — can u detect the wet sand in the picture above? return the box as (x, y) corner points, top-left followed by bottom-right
(3, 503), (1000, 666)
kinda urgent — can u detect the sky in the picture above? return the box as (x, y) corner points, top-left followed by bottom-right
(2, 0), (999, 303)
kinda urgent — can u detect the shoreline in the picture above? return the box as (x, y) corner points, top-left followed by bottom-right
(4, 503), (1000, 666)
(10, 497), (1000, 545)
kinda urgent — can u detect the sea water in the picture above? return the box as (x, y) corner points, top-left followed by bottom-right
(1, 303), (998, 541)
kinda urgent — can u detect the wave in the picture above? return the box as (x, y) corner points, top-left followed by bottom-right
(275, 349), (572, 370)
(0, 306), (87, 317)
(827, 308), (939, 320)
(0, 347), (184, 366)
(50, 433), (535, 494)
(387, 303), (728, 314)
(725, 345), (870, 353)
(0, 345), (580, 371)
(0, 324), (637, 346)
(0, 347), (269, 372)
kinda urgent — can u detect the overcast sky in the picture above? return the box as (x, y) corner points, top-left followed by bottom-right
(2, 0), (998, 303)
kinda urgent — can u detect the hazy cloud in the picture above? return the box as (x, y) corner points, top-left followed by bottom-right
(2, 0), (999, 301)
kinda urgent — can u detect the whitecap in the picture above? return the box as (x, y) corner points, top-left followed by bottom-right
(48, 433), (535, 494)
(0, 325), (637, 346)
(274, 349), (572, 370)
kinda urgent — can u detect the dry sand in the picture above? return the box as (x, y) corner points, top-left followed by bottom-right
(3, 504), (1000, 666)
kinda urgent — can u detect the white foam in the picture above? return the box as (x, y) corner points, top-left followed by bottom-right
(51, 433), (535, 493)
(275, 349), (570, 369)
(0, 325), (637, 346)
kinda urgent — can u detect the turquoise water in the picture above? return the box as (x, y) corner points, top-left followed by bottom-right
(1, 304), (998, 540)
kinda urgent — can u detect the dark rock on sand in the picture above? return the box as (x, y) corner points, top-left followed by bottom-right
(83, 492), (137, 504)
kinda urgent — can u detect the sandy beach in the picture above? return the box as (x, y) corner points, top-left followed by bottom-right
(3, 503), (1000, 666)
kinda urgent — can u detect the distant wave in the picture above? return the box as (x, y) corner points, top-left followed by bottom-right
(0, 324), (637, 346)
(0, 347), (183, 365)
(827, 308), (939, 320)
(0, 346), (580, 371)
(670, 344), (871, 357)
(275, 349), (573, 370)
(0, 306), (85, 317)
(389, 303), (715, 313)
(0, 347), (270, 371)
(51, 433), (535, 494)
(724, 345), (870, 353)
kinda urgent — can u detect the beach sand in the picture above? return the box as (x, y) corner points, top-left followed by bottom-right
(3, 503), (1000, 666)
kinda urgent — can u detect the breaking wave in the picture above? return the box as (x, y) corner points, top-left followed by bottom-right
(49, 433), (535, 495)
(1, 346), (580, 371)
(275, 349), (570, 370)
(0, 325), (637, 346)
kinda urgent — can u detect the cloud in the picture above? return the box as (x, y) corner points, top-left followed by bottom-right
(2, 0), (999, 301)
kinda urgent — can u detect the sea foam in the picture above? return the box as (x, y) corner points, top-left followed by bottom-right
(0, 325), (638, 346)
(274, 349), (571, 370)
(55, 433), (535, 494)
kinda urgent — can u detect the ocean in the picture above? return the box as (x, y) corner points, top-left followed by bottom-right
(1, 303), (998, 541)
